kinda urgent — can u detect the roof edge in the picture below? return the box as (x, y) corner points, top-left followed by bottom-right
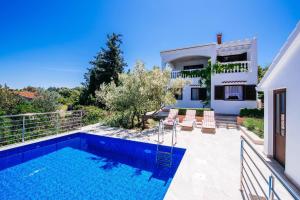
(160, 43), (216, 54)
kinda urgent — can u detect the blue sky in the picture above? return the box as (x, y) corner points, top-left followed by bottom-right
(0, 0), (299, 89)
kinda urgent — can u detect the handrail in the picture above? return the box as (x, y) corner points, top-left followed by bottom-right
(219, 61), (251, 64)
(0, 110), (83, 147)
(0, 110), (81, 118)
(157, 119), (164, 143)
(240, 135), (300, 200)
(172, 119), (178, 146)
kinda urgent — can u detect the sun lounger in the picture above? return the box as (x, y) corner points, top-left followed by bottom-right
(163, 109), (178, 128)
(202, 111), (216, 134)
(181, 110), (196, 131)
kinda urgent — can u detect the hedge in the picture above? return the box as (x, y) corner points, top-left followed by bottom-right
(177, 108), (211, 116)
(239, 108), (264, 118)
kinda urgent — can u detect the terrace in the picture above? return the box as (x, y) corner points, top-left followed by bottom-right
(1, 111), (299, 199)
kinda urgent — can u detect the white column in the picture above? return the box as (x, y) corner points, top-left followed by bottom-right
(264, 89), (273, 157)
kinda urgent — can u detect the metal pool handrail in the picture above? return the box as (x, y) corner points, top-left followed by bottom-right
(240, 135), (300, 200)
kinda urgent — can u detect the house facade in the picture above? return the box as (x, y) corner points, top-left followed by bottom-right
(258, 22), (300, 188)
(160, 34), (258, 115)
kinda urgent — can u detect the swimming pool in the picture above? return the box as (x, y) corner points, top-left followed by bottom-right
(0, 132), (185, 200)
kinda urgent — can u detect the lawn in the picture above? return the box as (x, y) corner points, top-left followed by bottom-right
(242, 117), (264, 139)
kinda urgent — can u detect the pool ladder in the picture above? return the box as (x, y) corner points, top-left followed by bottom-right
(156, 119), (177, 167)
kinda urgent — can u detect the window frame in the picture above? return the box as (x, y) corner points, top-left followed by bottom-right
(224, 85), (244, 101)
(191, 88), (207, 101)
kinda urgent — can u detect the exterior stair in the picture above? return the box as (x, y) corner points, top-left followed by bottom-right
(215, 114), (238, 129)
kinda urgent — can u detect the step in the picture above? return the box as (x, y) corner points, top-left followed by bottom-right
(215, 117), (237, 121)
(216, 123), (239, 129)
(156, 151), (172, 167)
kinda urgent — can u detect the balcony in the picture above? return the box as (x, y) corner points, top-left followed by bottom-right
(215, 61), (251, 74)
(170, 61), (251, 79)
(171, 69), (202, 79)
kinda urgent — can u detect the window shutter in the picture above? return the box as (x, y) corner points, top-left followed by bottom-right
(215, 86), (224, 100)
(199, 88), (207, 100)
(243, 85), (256, 100)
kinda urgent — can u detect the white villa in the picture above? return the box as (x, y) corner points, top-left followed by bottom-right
(258, 22), (300, 189)
(160, 34), (258, 115)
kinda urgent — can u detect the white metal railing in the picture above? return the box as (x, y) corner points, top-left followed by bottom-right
(171, 69), (202, 79)
(0, 110), (83, 147)
(170, 61), (251, 78)
(240, 136), (300, 200)
(216, 61), (251, 73)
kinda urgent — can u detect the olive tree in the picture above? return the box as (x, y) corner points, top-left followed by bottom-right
(96, 61), (186, 129)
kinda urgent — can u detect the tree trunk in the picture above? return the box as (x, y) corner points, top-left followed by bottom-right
(141, 113), (147, 130)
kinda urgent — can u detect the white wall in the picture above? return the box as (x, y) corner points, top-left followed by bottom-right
(261, 30), (300, 187)
(212, 100), (256, 115)
(161, 44), (217, 68)
(173, 85), (205, 108)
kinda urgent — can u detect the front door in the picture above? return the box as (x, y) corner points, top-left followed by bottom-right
(273, 89), (286, 167)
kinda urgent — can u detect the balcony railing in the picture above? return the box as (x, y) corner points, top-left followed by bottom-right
(0, 110), (83, 147)
(240, 136), (300, 200)
(170, 61), (252, 79)
(171, 69), (202, 79)
(216, 61), (251, 74)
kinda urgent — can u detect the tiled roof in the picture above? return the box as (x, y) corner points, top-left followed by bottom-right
(16, 91), (37, 99)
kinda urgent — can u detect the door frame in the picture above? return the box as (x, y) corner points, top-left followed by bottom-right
(273, 88), (286, 167)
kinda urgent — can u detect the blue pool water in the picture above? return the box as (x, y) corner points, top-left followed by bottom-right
(0, 133), (185, 200)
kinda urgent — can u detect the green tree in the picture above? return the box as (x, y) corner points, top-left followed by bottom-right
(0, 85), (22, 115)
(48, 87), (82, 108)
(257, 65), (269, 103)
(81, 33), (127, 105)
(258, 65), (269, 83)
(31, 89), (60, 112)
(96, 61), (185, 129)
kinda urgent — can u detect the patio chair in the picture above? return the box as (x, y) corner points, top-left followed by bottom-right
(180, 110), (196, 131)
(163, 109), (178, 128)
(202, 111), (216, 134)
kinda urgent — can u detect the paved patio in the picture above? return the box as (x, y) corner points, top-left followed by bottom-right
(83, 124), (243, 200)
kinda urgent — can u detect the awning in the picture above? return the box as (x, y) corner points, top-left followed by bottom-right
(222, 80), (247, 84)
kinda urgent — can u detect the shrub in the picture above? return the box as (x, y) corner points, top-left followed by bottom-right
(242, 117), (264, 138)
(103, 111), (133, 129)
(177, 108), (211, 116)
(239, 108), (264, 118)
(78, 106), (105, 125)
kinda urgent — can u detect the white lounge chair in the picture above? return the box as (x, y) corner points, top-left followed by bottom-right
(163, 109), (178, 128)
(181, 110), (196, 131)
(202, 111), (216, 134)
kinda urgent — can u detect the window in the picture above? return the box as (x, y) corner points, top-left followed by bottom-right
(225, 86), (243, 100)
(183, 64), (204, 70)
(214, 85), (256, 101)
(217, 52), (247, 62)
(174, 88), (183, 100)
(191, 88), (207, 100)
